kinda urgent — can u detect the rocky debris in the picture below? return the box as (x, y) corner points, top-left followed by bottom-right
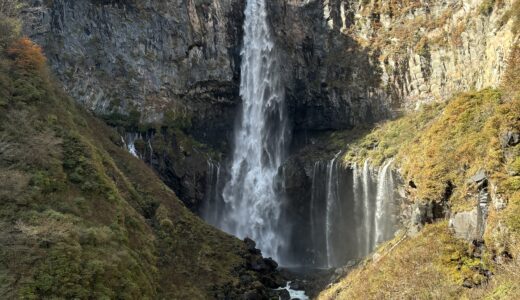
(244, 238), (261, 255)
(408, 200), (446, 236)
(213, 238), (285, 299)
(490, 182), (507, 210)
(501, 130), (520, 148)
(449, 208), (480, 241)
(450, 170), (490, 242)
(471, 169), (487, 184)
(243, 238), (285, 289)
(274, 289), (291, 300)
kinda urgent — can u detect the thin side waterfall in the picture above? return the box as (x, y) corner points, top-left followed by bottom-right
(124, 132), (141, 158)
(362, 160), (373, 254)
(203, 160), (222, 227)
(352, 163), (363, 258)
(304, 158), (399, 268)
(218, 0), (288, 259)
(325, 152), (341, 268)
(375, 160), (394, 245)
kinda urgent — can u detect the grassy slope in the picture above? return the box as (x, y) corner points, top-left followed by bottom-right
(319, 45), (520, 299)
(0, 38), (252, 299)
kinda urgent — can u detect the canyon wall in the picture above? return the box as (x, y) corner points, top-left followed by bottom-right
(21, 0), (518, 213)
(22, 0), (245, 143)
(23, 0), (517, 131)
(271, 0), (516, 117)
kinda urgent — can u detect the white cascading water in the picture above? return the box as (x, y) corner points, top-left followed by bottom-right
(325, 152), (341, 268)
(352, 162), (363, 258)
(309, 161), (320, 253)
(361, 159), (373, 254)
(220, 0), (288, 260)
(203, 160), (222, 227)
(374, 160), (395, 245)
(305, 158), (398, 268)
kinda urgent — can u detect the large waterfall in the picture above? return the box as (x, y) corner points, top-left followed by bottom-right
(201, 0), (399, 268)
(208, 0), (288, 260)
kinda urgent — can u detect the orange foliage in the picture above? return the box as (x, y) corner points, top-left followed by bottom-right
(6, 37), (46, 72)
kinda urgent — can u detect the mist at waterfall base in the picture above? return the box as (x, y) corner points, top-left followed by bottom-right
(203, 158), (401, 269)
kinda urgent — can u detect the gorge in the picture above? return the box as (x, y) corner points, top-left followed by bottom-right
(1, 0), (519, 299)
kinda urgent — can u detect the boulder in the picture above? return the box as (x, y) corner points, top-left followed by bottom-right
(501, 130), (520, 148)
(449, 208), (479, 241)
(471, 169), (487, 184)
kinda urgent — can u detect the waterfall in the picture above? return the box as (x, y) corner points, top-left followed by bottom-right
(200, 0), (399, 266)
(325, 152), (341, 268)
(352, 163), (363, 258)
(202, 160), (222, 227)
(304, 157), (399, 268)
(375, 160), (394, 245)
(122, 132), (142, 158)
(219, 0), (288, 259)
(361, 160), (373, 254)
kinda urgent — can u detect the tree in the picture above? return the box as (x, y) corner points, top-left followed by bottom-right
(6, 38), (48, 103)
(7, 37), (46, 72)
(0, 0), (23, 50)
(0, 0), (24, 17)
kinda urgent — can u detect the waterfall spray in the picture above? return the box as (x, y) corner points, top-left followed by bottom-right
(219, 0), (288, 260)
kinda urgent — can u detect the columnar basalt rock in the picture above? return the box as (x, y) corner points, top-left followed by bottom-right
(267, 0), (516, 130)
(22, 0), (245, 141)
(23, 0), (517, 133)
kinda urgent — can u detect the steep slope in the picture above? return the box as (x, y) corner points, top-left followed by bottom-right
(319, 45), (520, 299)
(0, 32), (283, 299)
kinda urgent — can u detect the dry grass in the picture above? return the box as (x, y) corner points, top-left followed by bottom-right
(319, 222), (477, 300)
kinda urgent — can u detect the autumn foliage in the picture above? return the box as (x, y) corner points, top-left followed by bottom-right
(7, 37), (46, 73)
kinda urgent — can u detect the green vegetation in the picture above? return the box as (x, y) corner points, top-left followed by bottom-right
(0, 20), (253, 299)
(320, 44), (520, 299)
(344, 87), (518, 212)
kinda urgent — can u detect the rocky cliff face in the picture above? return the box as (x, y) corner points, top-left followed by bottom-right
(22, 0), (518, 220)
(23, 0), (517, 131)
(23, 0), (245, 141)
(271, 0), (516, 116)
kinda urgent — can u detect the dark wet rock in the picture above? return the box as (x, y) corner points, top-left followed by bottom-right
(274, 289), (291, 300)
(289, 280), (304, 290)
(129, 129), (215, 212)
(243, 290), (263, 300)
(244, 237), (261, 254)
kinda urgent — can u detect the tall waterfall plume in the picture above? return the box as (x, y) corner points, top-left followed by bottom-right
(218, 0), (288, 260)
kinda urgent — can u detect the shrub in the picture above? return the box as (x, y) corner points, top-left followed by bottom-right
(7, 37), (46, 73)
